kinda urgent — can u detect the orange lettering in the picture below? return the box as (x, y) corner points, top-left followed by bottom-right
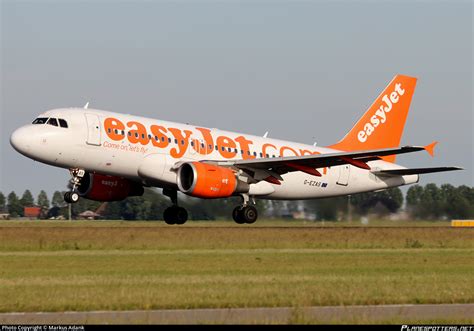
(262, 143), (277, 157)
(193, 127), (214, 155)
(217, 136), (237, 158)
(104, 118), (125, 141)
(150, 125), (169, 148)
(280, 146), (298, 157)
(168, 128), (192, 158)
(235, 136), (255, 159)
(127, 121), (149, 145)
(299, 149), (314, 156)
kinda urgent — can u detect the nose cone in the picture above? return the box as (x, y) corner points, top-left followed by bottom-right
(10, 126), (32, 155)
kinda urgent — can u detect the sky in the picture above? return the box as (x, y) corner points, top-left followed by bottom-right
(1, 0), (472, 200)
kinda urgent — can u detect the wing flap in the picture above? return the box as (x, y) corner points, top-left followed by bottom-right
(212, 146), (425, 171)
(372, 167), (463, 177)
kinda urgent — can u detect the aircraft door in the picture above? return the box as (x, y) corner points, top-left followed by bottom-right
(336, 164), (350, 186)
(84, 113), (101, 146)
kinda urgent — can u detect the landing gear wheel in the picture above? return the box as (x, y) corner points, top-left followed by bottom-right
(70, 192), (80, 203)
(163, 206), (188, 225)
(163, 207), (176, 225)
(233, 205), (258, 224)
(242, 205), (258, 224)
(175, 207), (188, 225)
(232, 206), (246, 224)
(64, 192), (80, 204)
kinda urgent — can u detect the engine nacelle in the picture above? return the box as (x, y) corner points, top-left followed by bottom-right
(177, 162), (249, 198)
(77, 172), (144, 201)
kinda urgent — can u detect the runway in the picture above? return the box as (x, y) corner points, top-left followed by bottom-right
(1, 304), (473, 324)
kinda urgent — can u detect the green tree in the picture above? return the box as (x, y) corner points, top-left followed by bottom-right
(351, 188), (403, 215)
(52, 191), (65, 207)
(7, 191), (22, 217)
(420, 183), (443, 219)
(305, 197), (348, 221)
(0, 192), (5, 212)
(406, 185), (423, 218)
(20, 190), (35, 208)
(37, 190), (50, 210)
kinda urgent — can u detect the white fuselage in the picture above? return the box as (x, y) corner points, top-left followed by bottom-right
(10, 108), (418, 199)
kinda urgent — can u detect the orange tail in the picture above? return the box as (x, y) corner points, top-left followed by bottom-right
(330, 74), (417, 162)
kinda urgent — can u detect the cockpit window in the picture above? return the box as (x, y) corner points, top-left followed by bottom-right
(58, 119), (68, 128)
(47, 118), (58, 127)
(32, 117), (49, 124)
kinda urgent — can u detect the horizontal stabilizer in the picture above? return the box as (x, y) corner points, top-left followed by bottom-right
(372, 167), (463, 177)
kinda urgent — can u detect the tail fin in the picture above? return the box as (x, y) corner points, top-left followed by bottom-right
(330, 74), (417, 162)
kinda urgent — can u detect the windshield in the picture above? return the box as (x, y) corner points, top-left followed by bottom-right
(32, 117), (49, 124)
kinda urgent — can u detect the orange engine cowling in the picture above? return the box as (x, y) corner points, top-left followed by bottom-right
(77, 172), (144, 201)
(177, 162), (249, 198)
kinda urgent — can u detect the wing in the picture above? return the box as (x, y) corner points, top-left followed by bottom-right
(372, 167), (463, 177)
(204, 145), (427, 184)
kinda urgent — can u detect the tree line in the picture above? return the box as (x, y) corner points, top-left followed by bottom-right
(0, 183), (472, 221)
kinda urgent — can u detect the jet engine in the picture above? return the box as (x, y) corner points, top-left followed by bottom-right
(77, 172), (144, 201)
(177, 162), (249, 198)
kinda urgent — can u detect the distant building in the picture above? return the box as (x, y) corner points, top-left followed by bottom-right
(78, 210), (101, 220)
(24, 206), (41, 219)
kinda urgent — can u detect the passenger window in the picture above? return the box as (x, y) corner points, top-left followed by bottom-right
(47, 118), (58, 127)
(58, 119), (68, 128)
(32, 117), (49, 124)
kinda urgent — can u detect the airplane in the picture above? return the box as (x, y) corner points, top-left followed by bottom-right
(10, 74), (462, 224)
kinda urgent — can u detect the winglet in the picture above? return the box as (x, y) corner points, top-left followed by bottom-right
(424, 141), (438, 157)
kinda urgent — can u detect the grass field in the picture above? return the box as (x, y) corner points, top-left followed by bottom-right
(0, 220), (472, 323)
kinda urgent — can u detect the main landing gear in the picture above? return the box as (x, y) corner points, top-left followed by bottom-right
(232, 194), (258, 224)
(64, 168), (85, 204)
(163, 188), (188, 225)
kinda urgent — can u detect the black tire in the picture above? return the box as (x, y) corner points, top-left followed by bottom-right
(242, 205), (258, 224)
(70, 192), (80, 203)
(64, 192), (71, 203)
(176, 207), (188, 225)
(163, 207), (176, 225)
(232, 206), (246, 224)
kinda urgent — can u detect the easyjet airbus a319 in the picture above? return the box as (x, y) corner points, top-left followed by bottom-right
(10, 75), (462, 224)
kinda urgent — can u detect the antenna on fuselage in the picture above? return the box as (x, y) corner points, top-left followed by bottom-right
(263, 131), (269, 138)
(83, 102), (89, 109)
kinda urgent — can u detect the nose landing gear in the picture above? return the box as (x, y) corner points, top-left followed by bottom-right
(64, 168), (85, 204)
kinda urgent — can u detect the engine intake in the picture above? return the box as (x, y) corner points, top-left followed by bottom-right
(177, 162), (249, 198)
